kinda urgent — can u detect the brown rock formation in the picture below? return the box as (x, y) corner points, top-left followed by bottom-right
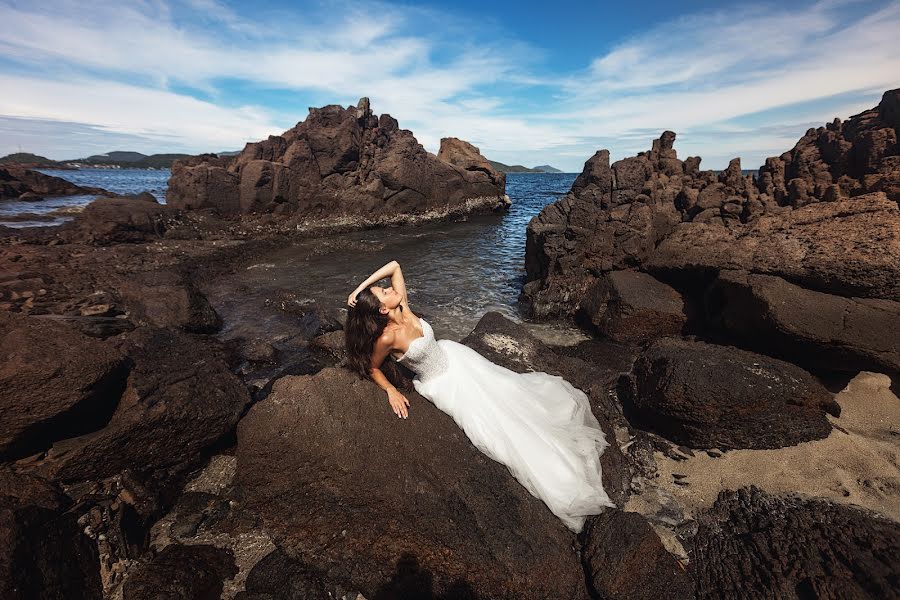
(617, 337), (840, 450)
(0, 311), (130, 460)
(690, 487), (900, 599)
(0, 166), (108, 200)
(167, 99), (509, 223)
(523, 88), (900, 322)
(235, 366), (592, 600)
(707, 270), (900, 374)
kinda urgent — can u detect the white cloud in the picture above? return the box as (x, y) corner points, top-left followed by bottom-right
(0, 0), (897, 170)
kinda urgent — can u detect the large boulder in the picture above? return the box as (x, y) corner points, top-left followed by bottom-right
(235, 366), (593, 600)
(690, 487), (900, 599)
(582, 510), (693, 600)
(0, 311), (130, 460)
(648, 193), (900, 301)
(32, 328), (249, 487)
(118, 270), (222, 333)
(577, 270), (686, 344)
(122, 544), (237, 600)
(0, 165), (108, 200)
(0, 468), (102, 599)
(59, 193), (178, 245)
(707, 270), (900, 374)
(617, 338), (840, 450)
(167, 99), (508, 224)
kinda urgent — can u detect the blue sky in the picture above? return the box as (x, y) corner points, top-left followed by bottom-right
(0, 0), (898, 171)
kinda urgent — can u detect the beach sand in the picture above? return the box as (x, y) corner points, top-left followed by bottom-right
(630, 371), (900, 522)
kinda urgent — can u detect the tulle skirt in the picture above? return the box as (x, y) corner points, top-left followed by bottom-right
(413, 339), (615, 533)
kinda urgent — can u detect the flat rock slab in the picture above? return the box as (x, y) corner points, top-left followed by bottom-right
(708, 270), (900, 374)
(618, 337), (840, 450)
(0, 311), (129, 460)
(235, 366), (591, 600)
(579, 270), (686, 344)
(648, 194), (900, 301)
(690, 486), (900, 599)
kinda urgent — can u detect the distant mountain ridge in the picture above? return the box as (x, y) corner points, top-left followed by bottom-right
(488, 160), (562, 173)
(0, 150), (191, 169)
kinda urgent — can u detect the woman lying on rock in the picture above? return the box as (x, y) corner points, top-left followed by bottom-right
(345, 260), (614, 533)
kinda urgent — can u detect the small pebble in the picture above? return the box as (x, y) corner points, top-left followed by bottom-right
(672, 473), (687, 480)
(706, 450), (722, 458)
(673, 479), (690, 487)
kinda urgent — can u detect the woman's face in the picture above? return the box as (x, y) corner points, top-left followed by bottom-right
(370, 285), (401, 312)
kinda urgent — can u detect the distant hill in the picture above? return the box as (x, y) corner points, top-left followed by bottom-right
(488, 160), (562, 173)
(67, 151), (192, 169)
(0, 152), (60, 167)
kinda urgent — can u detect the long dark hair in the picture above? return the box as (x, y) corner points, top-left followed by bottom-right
(344, 287), (413, 391)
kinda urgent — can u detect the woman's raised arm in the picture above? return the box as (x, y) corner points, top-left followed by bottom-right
(348, 260), (399, 306)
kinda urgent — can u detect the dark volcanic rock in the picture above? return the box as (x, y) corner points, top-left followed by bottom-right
(690, 487), (900, 599)
(0, 165), (108, 200)
(582, 510), (693, 600)
(0, 311), (130, 460)
(523, 89), (900, 321)
(34, 327), (249, 485)
(648, 193), (900, 302)
(618, 338), (839, 450)
(122, 544), (237, 600)
(707, 270), (900, 374)
(167, 99), (508, 224)
(58, 193), (178, 245)
(236, 549), (330, 600)
(236, 367), (592, 600)
(0, 468), (102, 599)
(577, 270), (686, 344)
(118, 270), (222, 333)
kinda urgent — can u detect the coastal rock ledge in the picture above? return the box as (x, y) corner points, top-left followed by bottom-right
(167, 97), (509, 227)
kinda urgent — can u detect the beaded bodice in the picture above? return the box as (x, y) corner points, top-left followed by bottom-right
(396, 318), (448, 381)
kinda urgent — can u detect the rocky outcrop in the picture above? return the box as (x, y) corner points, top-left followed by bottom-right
(618, 338), (840, 450)
(0, 166), (108, 200)
(707, 270), (900, 374)
(690, 487), (900, 599)
(32, 327), (249, 486)
(577, 270), (686, 344)
(0, 311), (130, 460)
(118, 270), (222, 333)
(0, 468), (102, 599)
(235, 366), (592, 600)
(523, 89), (900, 321)
(167, 98), (509, 224)
(57, 193), (179, 245)
(648, 193), (900, 301)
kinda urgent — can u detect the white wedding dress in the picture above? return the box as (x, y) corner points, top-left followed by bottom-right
(396, 318), (615, 533)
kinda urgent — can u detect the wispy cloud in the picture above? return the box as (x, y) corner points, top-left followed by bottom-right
(0, 0), (897, 170)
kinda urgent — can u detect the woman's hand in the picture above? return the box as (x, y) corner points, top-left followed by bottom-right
(347, 290), (359, 307)
(387, 388), (410, 419)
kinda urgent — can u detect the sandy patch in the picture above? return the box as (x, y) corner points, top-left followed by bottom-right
(647, 371), (900, 521)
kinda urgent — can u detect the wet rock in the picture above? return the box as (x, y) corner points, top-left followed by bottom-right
(58, 194), (178, 245)
(32, 327), (249, 486)
(236, 367), (591, 600)
(0, 311), (130, 460)
(0, 165), (109, 200)
(119, 270), (222, 333)
(707, 270), (900, 374)
(168, 100), (507, 223)
(582, 509), (693, 600)
(296, 302), (345, 339)
(0, 468), (102, 599)
(690, 487), (900, 599)
(309, 329), (346, 363)
(122, 544), (237, 600)
(618, 338), (839, 450)
(577, 270), (686, 344)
